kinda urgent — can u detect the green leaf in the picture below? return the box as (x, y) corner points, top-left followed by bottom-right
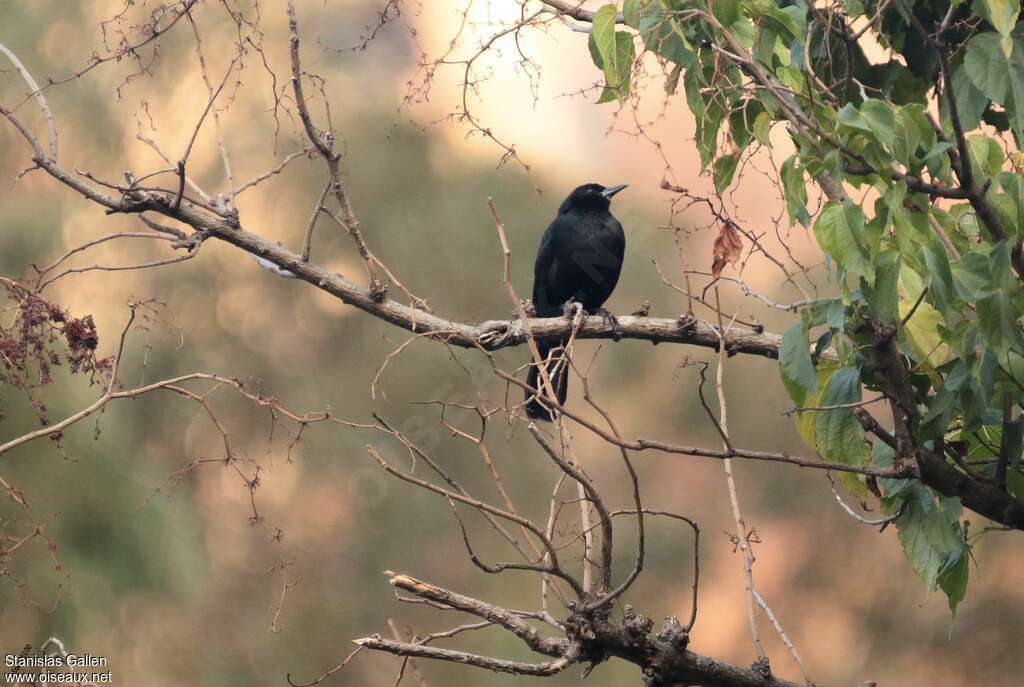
(967, 134), (1005, 178)
(861, 99), (897, 150)
(837, 103), (872, 133)
(596, 85), (619, 103)
(947, 64), (988, 135)
(588, 28), (604, 70)
(813, 367), (870, 466)
(814, 201), (874, 285)
(839, 471), (869, 502)
(781, 155), (810, 226)
(952, 252), (991, 300)
(922, 239), (956, 316)
(977, 289), (1018, 354)
(965, 32), (1009, 103)
(795, 362), (840, 447)
(892, 105), (928, 164)
(874, 441), (910, 504)
(893, 485), (968, 613)
(730, 99), (765, 150)
(751, 3), (803, 41)
(1005, 37), (1024, 143)
(696, 97), (725, 170)
(638, 3), (690, 64)
(961, 33), (1024, 141)
(899, 265), (950, 367)
(998, 171), (1024, 235)
(623, 0), (642, 28)
(780, 321), (817, 398)
(863, 250), (900, 323)
(712, 0), (740, 28)
(713, 154), (739, 191)
(753, 23), (779, 66)
(899, 297), (949, 368)
(920, 361), (966, 439)
(752, 110), (772, 144)
(975, 242), (1021, 353)
(972, 0), (1019, 37)
(592, 5), (618, 67)
(593, 5), (636, 102)
(728, 15), (756, 49)
(938, 545), (969, 615)
(843, 0), (865, 15)
(683, 61), (705, 117)
(665, 62), (683, 94)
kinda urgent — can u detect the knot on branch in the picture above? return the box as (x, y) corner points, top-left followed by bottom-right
(668, 314), (696, 348)
(477, 321), (514, 349)
(654, 615), (688, 651)
(622, 605), (655, 640)
(751, 655), (772, 679)
(369, 278), (388, 303)
(320, 131), (335, 152)
(171, 230), (208, 251)
(564, 607), (611, 668)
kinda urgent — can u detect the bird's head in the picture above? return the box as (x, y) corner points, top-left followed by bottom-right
(558, 183), (628, 214)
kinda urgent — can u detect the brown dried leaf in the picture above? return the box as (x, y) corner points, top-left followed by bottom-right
(711, 221), (743, 277)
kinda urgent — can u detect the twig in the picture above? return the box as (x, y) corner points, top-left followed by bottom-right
(286, 646), (364, 687)
(352, 637), (577, 676)
(0, 41), (57, 160)
(235, 149), (308, 195)
(186, 9), (235, 203)
(286, 0), (381, 291)
(712, 287), (767, 661)
(826, 473), (906, 526)
(301, 180), (332, 261)
(752, 589), (809, 683)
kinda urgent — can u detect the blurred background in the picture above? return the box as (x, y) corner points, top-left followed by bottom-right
(1, 1), (1022, 685)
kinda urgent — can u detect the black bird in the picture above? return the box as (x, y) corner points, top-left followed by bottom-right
(525, 182), (627, 421)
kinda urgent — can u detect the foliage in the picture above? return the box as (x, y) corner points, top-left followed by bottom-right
(0, 279), (109, 428)
(588, 0), (1024, 611)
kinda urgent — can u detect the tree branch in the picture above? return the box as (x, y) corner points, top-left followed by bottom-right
(385, 572), (569, 657)
(352, 637), (578, 676)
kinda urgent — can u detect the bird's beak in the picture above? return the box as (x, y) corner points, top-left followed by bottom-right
(601, 184), (628, 198)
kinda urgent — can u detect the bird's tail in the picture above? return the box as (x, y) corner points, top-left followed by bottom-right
(525, 340), (569, 421)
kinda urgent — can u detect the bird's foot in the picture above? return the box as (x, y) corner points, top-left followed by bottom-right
(596, 308), (621, 341)
(562, 300), (583, 321)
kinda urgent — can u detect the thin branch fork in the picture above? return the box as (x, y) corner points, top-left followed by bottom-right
(384, 572), (570, 657)
(286, 0), (381, 290)
(712, 288), (769, 663)
(353, 636), (578, 676)
(371, 413), (561, 591)
(365, 445), (586, 598)
(529, 425), (616, 595)
(0, 41), (57, 160)
(0, 371), (230, 458)
(577, 371), (646, 612)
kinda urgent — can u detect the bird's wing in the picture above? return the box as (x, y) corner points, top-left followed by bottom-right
(532, 219), (562, 312)
(605, 216), (625, 259)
